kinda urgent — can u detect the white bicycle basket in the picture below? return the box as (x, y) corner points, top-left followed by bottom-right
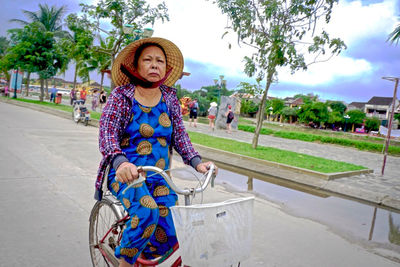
(170, 196), (254, 267)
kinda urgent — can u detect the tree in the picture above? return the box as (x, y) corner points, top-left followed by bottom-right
(0, 36), (11, 81)
(80, 0), (169, 89)
(328, 100), (347, 115)
(298, 101), (329, 127)
(395, 113), (400, 123)
(212, 0), (346, 148)
(6, 22), (68, 101)
(63, 14), (95, 89)
(9, 4), (69, 96)
(345, 110), (366, 132)
(281, 106), (297, 123)
(365, 117), (380, 132)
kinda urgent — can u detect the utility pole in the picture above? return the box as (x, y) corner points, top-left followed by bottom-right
(381, 76), (399, 175)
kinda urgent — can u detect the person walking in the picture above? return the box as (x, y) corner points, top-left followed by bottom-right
(80, 87), (87, 104)
(207, 102), (217, 131)
(189, 98), (199, 127)
(225, 105), (234, 134)
(70, 88), (77, 105)
(50, 86), (58, 102)
(4, 85), (8, 97)
(96, 37), (217, 266)
(91, 89), (99, 111)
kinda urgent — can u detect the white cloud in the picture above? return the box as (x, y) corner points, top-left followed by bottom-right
(326, 0), (397, 46)
(279, 56), (374, 85)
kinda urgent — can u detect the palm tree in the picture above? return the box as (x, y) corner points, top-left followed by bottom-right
(388, 23), (400, 45)
(9, 4), (69, 97)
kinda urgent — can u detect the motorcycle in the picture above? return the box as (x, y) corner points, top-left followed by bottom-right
(72, 100), (90, 126)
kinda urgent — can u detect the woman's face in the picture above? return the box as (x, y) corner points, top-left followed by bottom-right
(136, 45), (167, 83)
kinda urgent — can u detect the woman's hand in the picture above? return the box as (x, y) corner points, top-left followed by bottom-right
(196, 161), (218, 175)
(116, 162), (139, 184)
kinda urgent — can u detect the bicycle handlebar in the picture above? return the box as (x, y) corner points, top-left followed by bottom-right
(122, 163), (216, 196)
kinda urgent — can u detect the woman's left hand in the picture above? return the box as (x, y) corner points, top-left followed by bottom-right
(196, 161), (218, 175)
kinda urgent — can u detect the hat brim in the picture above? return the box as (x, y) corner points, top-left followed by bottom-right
(210, 102), (217, 106)
(112, 37), (184, 88)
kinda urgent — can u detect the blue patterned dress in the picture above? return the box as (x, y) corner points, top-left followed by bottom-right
(107, 96), (178, 264)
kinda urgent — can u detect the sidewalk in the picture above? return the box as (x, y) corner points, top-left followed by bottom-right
(185, 121), (400, 210)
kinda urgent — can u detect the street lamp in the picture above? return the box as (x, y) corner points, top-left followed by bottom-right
(123, 25), (154, 41)
(381, 76), (399, 175)
(343, 114), (350, 132)
(213, 75), (226, 109)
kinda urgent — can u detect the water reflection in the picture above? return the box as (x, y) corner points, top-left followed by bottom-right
(170, 164), (400, 249)
(389, 213), (400, 246)
(210, 166), (400, 249)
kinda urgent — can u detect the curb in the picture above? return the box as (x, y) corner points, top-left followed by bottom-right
(193, 144), (373, 180)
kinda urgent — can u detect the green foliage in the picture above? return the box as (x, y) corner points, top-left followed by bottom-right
(62, 14), (95, 83)
(9, 4), (69, 39)
(212, 0), (345, 148)
(394, 113), (400, 122)
(240, 99), (259, 116)
(188, 131), (367, 173)
(297, 101), (329, 125)
(79, 0), (169, 88)
(238, 124), (400, 156)
(327, 111), (344, 125)
(346, 109), (366, 125)
(365, 117), (380, 132)
(387, 23), (400, 45)
(6, 22), (68, 100)
(270, 98), (285, 114)
(328, 101), (347, 115)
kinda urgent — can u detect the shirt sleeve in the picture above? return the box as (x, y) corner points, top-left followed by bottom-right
(98, 89), (130, 164)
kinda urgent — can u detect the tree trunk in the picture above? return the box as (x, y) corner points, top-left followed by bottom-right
(100, 72), (104, 91)
(39, 78), (44, 102)
(252, 71), (274, 149)
(25, 72), (30, 96)
(110, 55), (115, 90)
(45, 79), (49, 99)
(73, 64), (78, 90)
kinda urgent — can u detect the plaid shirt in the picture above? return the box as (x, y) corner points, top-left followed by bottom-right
(95, 84), (200, 196)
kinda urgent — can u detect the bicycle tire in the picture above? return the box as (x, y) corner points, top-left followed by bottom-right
(89, 198), (124, 267)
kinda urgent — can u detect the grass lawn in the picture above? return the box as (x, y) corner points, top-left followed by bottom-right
(188, 131), (367, 173)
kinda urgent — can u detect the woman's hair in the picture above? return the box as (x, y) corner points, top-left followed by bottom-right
(133, 43), (168, 68)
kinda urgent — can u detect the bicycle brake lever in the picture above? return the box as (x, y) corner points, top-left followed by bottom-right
(122, 174), (146, 195)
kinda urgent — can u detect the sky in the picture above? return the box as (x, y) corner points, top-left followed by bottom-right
(0, 0), (399, 104)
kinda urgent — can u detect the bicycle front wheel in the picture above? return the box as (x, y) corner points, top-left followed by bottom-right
(89, 198), (123, 267)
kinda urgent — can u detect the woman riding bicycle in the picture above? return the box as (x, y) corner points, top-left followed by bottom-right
(95, 37), (217, 267)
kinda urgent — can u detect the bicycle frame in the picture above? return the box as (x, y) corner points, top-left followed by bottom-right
(91, 164), (216, 267)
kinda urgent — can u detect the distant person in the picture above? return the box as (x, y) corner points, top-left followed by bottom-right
(91, 89), (99, 111)
(189, 98), (199, 127)
(80, 87), (87, 104)
(70, 88), (77, 105)
(225, 105), (234, 134)
(99, 90), (107, 111)
(50, 86), (58, 102)
(208, 102), (217, 131)
(4, 85), (8, 97)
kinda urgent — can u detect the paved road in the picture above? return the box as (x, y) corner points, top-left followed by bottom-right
(1, 101), (399, 266)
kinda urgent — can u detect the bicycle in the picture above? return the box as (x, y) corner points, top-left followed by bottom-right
(89, 164), (217, 267)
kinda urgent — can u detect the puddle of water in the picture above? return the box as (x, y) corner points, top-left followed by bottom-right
(171, 166), (400, 251)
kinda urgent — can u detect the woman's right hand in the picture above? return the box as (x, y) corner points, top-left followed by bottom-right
(116, 162), (139, 184)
